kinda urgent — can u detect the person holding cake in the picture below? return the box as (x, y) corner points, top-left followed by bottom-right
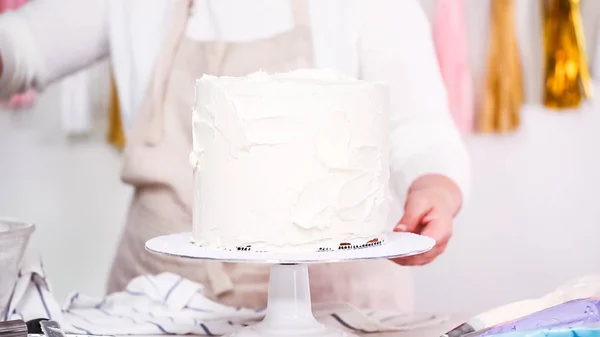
(0, 0), (470, 311)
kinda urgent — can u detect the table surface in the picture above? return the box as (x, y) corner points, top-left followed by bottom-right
(372, 315), (466, 337)
(107, 315), (466, 337)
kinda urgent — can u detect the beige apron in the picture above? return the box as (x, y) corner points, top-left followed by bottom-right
(110, 0), (414, 311)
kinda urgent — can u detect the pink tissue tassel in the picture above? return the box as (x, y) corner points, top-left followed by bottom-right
(0, 0), (35, 110)
(432, 0), (474, 135)
(0, 0), (27, 11)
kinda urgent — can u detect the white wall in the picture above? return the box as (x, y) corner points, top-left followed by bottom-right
(415, 101), (600, 314)
(1, 0), (600, 316)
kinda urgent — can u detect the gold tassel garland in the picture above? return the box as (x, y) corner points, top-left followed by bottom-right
(542, 0), (592, 109)
(479, 0), (524, 134)
(107, 73), (126, 151)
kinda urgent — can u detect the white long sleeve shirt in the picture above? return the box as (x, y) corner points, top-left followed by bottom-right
(0, 0), (470, 201)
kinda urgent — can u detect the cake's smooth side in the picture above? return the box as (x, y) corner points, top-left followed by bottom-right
(191, 69), (392, 252)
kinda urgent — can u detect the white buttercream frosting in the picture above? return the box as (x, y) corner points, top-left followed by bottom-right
(192, 69), (392, 252)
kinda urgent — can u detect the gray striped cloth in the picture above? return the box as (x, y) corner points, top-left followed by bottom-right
(4, 253), (449, 336)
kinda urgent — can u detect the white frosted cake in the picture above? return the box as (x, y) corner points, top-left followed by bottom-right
(190, 69), (392, 252)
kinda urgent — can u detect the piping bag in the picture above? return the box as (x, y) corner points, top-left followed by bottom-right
(440, 276), (600, 337)
(482, 298), (600, 336)
(494, 324), (600, 337)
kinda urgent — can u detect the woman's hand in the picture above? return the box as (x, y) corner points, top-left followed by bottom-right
(391, 174), (463, 266)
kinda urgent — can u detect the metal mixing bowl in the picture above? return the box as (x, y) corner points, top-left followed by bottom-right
(0, 218), (35, 319)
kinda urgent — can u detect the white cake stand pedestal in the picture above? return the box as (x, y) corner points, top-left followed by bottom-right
(146, 232), (435, 337)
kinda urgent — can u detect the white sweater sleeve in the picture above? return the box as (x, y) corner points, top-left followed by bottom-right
(0, 0), (109, 99)
(358, 0), (471, 201)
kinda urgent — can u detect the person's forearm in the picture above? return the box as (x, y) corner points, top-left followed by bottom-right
(393, 134), (471, 213)
(356, 0), (471, 209)
(408, 174), (463, 216)
(0, 0), (109, 98)
(0, 11), (38, 99)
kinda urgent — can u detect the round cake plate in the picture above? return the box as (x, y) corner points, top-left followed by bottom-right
(146, 232), (435, 337)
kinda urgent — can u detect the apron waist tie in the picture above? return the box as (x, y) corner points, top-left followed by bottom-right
(204, 261), (234, 296)
(145, 0), (192, 146)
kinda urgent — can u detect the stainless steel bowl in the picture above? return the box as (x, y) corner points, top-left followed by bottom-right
(0, 218), (35, 319)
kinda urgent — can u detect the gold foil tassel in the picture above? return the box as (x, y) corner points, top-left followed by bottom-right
(107, 73), (126, 151)
(542, 0), (592, 109)
(479, 0), (524, 133)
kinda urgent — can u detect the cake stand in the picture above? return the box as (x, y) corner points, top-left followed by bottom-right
(146, 232), (435, 337)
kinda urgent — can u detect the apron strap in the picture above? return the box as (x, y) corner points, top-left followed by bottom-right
(145, 0), (193, 146)
(205, 261), (234, 297)
(139, 0), (312, 296)
(145, 0), (310, 146)
(291, 0), (310, 27)
(142, 0), (236, 297)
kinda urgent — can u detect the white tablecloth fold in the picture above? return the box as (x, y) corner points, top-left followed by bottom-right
(6, 253), (449, 335)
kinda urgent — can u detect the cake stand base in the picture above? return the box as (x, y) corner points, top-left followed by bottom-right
(227, 263), (355, 337)
(146, 232), (436, 337)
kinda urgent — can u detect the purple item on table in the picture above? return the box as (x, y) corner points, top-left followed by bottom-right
(494, 324), (600, 337)
(482, 298), (600, 337)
